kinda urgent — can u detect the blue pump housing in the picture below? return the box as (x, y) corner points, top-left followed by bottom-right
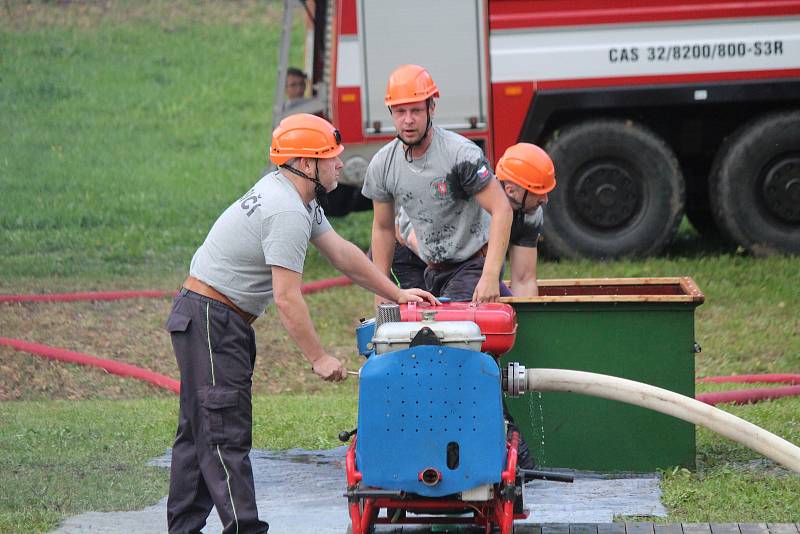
(355, 318), (376, 358)
(356, 345), (506, 497)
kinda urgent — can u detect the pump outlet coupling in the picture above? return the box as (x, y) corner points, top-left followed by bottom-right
(419, 467), (442, 486)
(503, 362), (527, 397)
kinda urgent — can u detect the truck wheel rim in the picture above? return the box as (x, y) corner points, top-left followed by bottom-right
(571, 162), (642, 229)
(761, 155), (800, 224)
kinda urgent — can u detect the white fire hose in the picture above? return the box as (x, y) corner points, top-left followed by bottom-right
(503, 365), (800, 474)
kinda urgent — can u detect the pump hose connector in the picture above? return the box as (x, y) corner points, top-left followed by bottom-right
(503, 362), (527, 397)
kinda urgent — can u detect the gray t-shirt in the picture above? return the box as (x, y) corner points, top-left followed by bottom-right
(398, 199), (544, 250)
(362, 127), (492, 264)
(190, 171), (332, 316)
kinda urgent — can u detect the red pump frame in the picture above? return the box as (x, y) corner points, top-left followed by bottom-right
(345, 432), (527, 534)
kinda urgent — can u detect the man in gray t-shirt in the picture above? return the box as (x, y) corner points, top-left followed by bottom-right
(165, 114), (436, 534)
(362, 64), (512, 303)
(392, 143), (557, 299)
(394, 203), (544, 296)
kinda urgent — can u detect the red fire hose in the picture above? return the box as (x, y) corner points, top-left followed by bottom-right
(697, 374), (800, 385)
(696, 374), (800, 406)
(2, 280), (797, 406)
(0, 337), (181, 393)
(1, 277), (353, 394)
(0, 276), (352, 303)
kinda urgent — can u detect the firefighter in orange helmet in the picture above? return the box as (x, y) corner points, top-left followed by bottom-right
(362, 64), (514, 303)
(166, 114), (437, 534)
(494, 142), (556, 296)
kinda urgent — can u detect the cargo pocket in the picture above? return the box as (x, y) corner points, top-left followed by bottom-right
(165, 311), (192, 334)
(202, 387), (240, 445)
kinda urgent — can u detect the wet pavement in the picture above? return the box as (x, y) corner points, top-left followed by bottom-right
(51, 447), (666, 533)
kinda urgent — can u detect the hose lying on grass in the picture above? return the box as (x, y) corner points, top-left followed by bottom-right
(0, 336), (181, 394)
(1, 281), (798, 407)
(0, 276), (352, 303)
(695, 374), (800, 404)
(0, 277), (352, 393)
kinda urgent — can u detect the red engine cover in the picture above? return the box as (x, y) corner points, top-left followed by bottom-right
(399, 302), (517, 356)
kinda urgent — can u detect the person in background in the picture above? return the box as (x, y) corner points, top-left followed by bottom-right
(282, 67), (310, 112)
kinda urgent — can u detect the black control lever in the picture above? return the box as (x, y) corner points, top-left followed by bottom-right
(518, 468), (574, 483)
(338, 428), (357, 442)
(344, 488), (404, 499)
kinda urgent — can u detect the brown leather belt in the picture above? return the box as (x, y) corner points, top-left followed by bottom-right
(426, 243), (488, 271)
(182, 276), (257, 324)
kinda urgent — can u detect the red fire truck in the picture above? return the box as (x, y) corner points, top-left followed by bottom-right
(273, 0), (800, 258)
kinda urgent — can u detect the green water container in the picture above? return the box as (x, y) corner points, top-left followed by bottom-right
(502, 277), (704, 472)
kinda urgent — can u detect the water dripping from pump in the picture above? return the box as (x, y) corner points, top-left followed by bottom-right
(528, 391), (546, 466)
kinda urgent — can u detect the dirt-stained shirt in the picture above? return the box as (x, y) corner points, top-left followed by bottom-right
(397, 189), (544, 249)
(362, 127), (492, 264)
(190, 171), (332, 316)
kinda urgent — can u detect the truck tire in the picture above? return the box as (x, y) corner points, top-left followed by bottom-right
(542, 119), (685, 259)
(709, 110), (800, 255)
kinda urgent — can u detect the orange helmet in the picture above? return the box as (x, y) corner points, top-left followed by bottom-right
(384, 64), (440, 107)
(495, 143), (556, 195)
(269, 113), (344, 165)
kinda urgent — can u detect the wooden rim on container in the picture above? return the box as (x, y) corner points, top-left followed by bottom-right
(500, 277), (705, 304)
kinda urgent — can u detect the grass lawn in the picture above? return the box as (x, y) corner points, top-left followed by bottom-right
(1, 2), (799, 532)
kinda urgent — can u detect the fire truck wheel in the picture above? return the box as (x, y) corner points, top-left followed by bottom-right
(542, 119), (685, 259)
(709, 110), (800, 256)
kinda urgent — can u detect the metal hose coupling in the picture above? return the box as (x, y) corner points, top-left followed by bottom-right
(503, 362), (528, 397)
(419, 467), (442, 486)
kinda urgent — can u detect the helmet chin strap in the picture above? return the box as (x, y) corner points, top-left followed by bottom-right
(511, 190), (532, 230)
(280, 160), (328, 223)
(518, 189), (529, 213)
(505, 182), (530, 213)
